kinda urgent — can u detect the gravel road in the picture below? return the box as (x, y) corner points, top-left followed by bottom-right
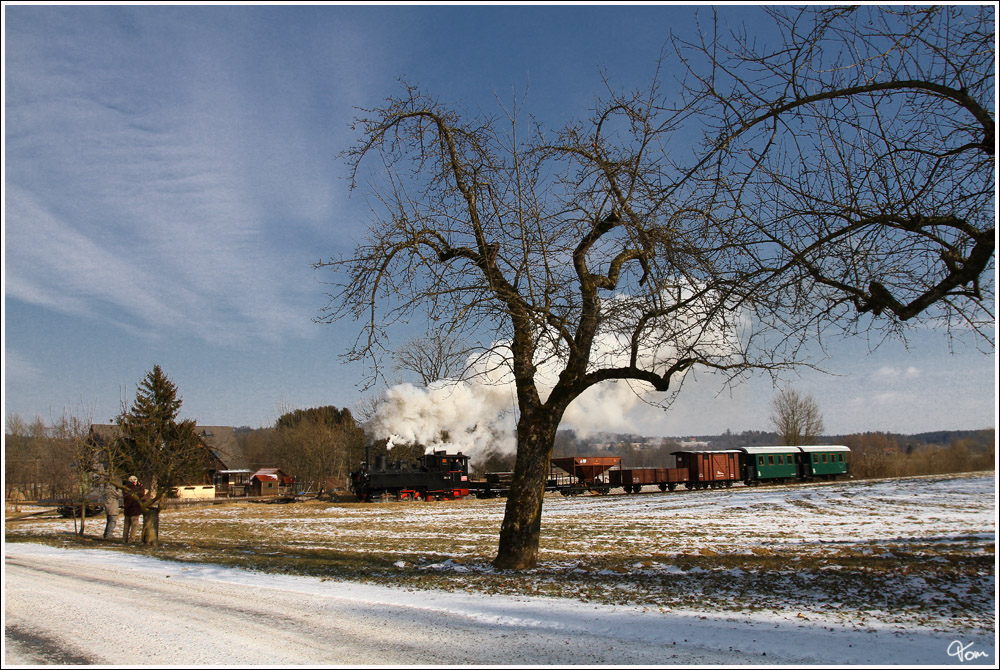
(3, 546), (737, 666)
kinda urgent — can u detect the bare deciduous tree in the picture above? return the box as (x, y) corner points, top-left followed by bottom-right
(5, 413), (36, 503)
(318, 5), (994, 569)
(51, 408), (99, 535)
(319, 84), (788, 569)
(5, 412), (93, 505)
(676, 5), (994, 342)
(769, 388), (825, 446)
(844, 432), (900, 479)
(272, 406), (366, 490)
(393, 330), (469, 385)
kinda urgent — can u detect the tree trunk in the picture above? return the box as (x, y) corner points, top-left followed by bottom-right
(76, 484), (88, 536)
(493, 412), (561, 570)
(141, 507), (160, 546)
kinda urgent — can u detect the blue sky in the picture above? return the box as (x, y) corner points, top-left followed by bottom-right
(3, 3), (995, 437)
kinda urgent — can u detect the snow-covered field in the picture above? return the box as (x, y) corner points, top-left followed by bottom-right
(5, 472), (997, 665)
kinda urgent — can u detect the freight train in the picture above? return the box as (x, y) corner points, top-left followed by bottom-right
(348, 445), (850, 502)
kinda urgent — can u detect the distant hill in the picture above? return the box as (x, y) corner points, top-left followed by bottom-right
(904, 429), (995, 447)
(564, 428), (995, 452)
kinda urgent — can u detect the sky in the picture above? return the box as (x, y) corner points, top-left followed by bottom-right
(3, 3), (996, 440)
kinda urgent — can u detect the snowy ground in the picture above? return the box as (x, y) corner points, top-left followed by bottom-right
(4, 472), (997, 666)
(3, 542), (996, 666)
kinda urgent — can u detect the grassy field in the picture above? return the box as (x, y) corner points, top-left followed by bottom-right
(6, 472), (994, 634)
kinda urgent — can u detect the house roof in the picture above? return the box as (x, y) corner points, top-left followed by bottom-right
(88, 424), (119, 446)
(196, 426), (249, 470)
(251, 467), (293, 484)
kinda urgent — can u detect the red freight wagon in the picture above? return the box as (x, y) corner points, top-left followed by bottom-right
(673, 450), (741, 489)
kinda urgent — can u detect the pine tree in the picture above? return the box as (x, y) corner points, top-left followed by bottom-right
(110, 365), (207, 546)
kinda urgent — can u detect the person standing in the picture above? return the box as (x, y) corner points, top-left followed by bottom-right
(101, 483), (121, 540)
(122, 476), (145, 544)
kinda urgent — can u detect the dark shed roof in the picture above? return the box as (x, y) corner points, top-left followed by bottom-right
(88, 424), (249, 470)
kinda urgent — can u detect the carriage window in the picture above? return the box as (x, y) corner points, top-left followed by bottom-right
(838, 454), (844, 462)
(768, 455), (774, 465)
(813, 454), (819, 463)
(822, 454), (828, 463)
(759, 456), (765, 465)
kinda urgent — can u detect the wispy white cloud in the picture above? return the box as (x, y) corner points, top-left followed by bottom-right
(5, 186), (183, 328)
(4, 7), (370, 347)
(4, 5), (991, 435)
(3, 350), (43, 384)
(873, 390), (918, 405)
(871, 365), (921, 382)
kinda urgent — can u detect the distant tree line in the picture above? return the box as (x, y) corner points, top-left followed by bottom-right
(5, 413), (91, 502)
(6, 411), (992, 504)
(842, 431), (995, 480)
(236, 405), (365, 493)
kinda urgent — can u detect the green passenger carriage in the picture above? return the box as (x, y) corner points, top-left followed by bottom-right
(799, 445), (850, 479)
(740, 446), (800, 484)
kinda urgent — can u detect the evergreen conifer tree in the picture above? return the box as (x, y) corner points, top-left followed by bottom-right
(110, 365), (207, 545)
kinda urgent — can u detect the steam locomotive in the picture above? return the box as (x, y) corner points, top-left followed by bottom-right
(348, 445), (850, 502)
(350, 450), (472, 502)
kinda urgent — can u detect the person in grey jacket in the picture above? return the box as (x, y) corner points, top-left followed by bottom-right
(101, 483), (121, 540)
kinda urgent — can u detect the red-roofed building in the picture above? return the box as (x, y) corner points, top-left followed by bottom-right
(249, 468), (295, 497)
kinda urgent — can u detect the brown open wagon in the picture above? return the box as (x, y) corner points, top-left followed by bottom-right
(549, 456), (621, 495)
(610, 467), (690, 492)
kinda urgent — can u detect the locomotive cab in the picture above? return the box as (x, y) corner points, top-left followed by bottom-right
(420, 451), (470, 475)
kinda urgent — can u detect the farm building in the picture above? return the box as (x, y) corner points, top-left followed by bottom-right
(249, 468), (296, 497)
(191, 426), (250, 470)
(214, 469), (253, 497)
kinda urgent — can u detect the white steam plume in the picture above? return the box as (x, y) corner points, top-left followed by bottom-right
(367, 379), (518, 458)
(366, 288), (746, 459)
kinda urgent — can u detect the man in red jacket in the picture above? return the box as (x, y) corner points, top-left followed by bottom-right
(122, 476), (146, 544)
